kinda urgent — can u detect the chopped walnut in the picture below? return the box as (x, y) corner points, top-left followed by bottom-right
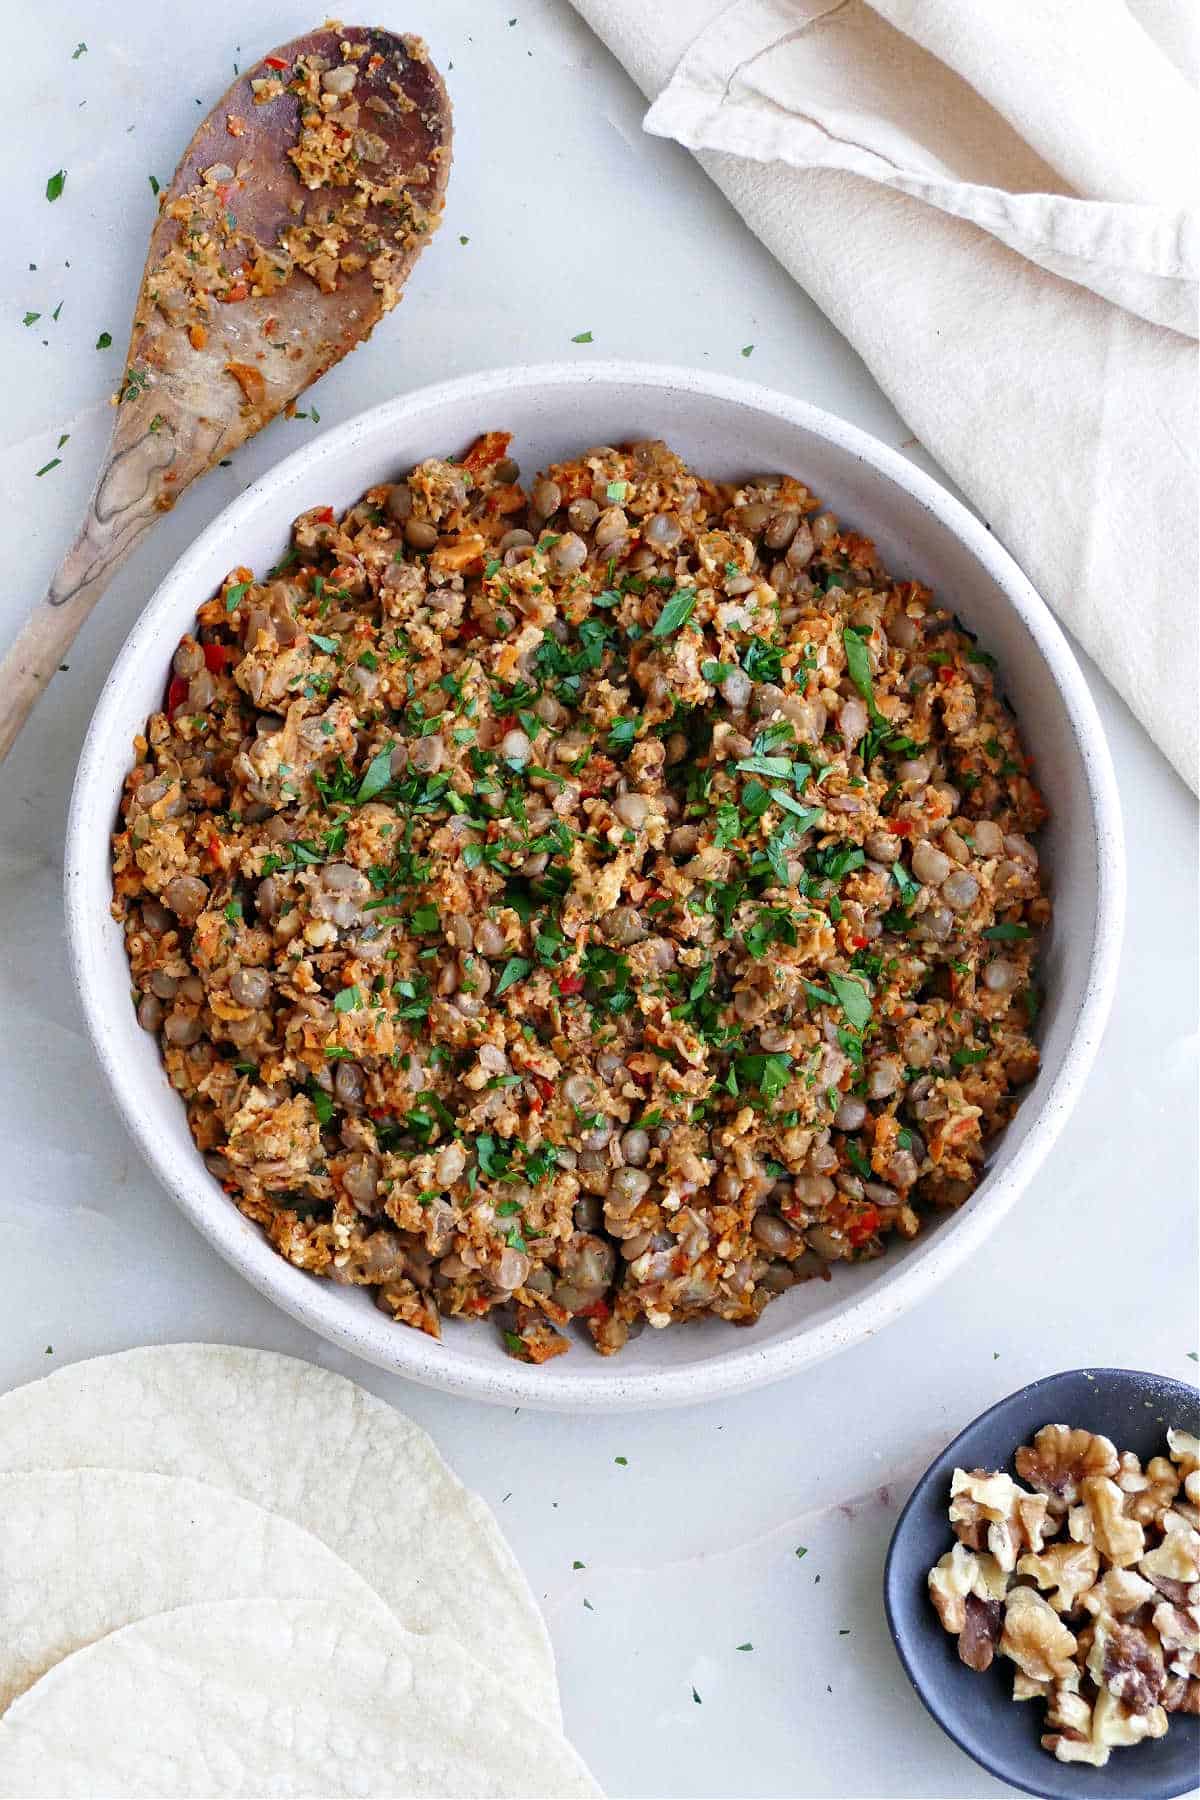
(1139, 1510), (1200, 1586)
(1152, 1599), (1200, 1674)
(959, 1593), (1004, 1671)
(927, 1417), (1198, 1773)
(1017, 1540), (1100, 1612)
(1044, 1687), (1168, 1766)
(1043, 1730), (1109, 1765)
(1091, 1686), (1168, 1749)
(1016, 1424), (1118, 1514)
(1041, 1681), (1099, 1763)
(1167, 1426), (1199, 1477)
(1081, 1566), (1156, 1617)
(1163, 1673), (1200, 1714)
(1001, 1587), (1079, 1682)
(1077, 1475), (1146, 1567)
(928, 1543), (1008, 1667)
(949, 1467), (1048, 1572)
(1045, 1678), (1090, 1737)
(1168, 1427), (1200, 1516)
(1087, 1615), (1166, 1715)
(1117, 1450), (1181, 1525)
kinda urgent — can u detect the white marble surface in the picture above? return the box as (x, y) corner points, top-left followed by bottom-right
(2, 5), (1196, 1796)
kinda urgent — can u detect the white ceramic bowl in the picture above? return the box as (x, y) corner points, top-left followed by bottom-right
(65, 363), (1124, 1411)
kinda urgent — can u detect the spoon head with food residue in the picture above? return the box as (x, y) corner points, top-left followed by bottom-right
(0, 23), (451, 765)
(114, 26), (451, 518)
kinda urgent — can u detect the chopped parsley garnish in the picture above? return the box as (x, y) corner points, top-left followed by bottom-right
(741, 639), (783, 683)
(308, 1082), (335, 1126)
(355, 746), (395, 803)
(728, 1051), (793, 1104)
(495, 956), (531, 996)
(736, 753), (792, 780)
(842, 626), (881, 717)
(891, 860), (920, 909)
(828, 971), (872, 1031)
(651, 587), (698, 639)
(45, 169), (66, 202)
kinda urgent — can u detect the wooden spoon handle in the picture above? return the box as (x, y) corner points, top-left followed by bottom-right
(0, 426), (166, 760)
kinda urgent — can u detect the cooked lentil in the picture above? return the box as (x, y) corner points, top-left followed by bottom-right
(112, 434), (1049, 1360)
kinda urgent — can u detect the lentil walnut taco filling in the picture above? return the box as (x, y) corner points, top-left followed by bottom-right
(113, 433), (1049, 1360)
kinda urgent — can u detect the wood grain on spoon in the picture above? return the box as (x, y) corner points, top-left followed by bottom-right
(0, 25), (450, 760)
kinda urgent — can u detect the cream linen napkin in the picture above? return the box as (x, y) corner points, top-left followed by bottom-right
(570, 0), (1199, 786)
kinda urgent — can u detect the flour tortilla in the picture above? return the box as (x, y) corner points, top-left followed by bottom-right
(0, 1346), (558, 1725)
(0, 1468), (395, 1715)
(0, 1596), (599, 1800)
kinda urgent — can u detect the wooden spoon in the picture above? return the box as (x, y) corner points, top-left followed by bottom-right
(0, 25), (451, 760)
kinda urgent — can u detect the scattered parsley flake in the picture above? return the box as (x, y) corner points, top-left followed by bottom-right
(96, 330), (112, 349)
(22, 312), (40, 327)
(736, 1642), (753, 1652)
(740, 344), (753, 357)
(570, 330), (593, 344)
(795, 1546), (808, 1560)
(333, 985), (363, 1013)
(72, 41), (87, 57)
(692, 1686), (702, 1705)
(35, 458), (61, 477)
(148, 175), (160, 195)
(572, 1559), (585, 1570)
(614, 1455), (628, 1466)
(46, 169), (66, 202)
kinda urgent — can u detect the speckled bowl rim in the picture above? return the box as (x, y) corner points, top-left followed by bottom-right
(64, 362), (1125, 1411)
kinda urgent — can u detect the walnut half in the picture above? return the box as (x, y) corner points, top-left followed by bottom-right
(927, 1543), (1008, 1669)
(1017, 1423), (1118, 1514)
(949, 1467), (1049, 1572)
(1087, 1615), (1166, 1716)
(1001, 1586), (1079, 1684)
(1017, 1540), (1099, 1613)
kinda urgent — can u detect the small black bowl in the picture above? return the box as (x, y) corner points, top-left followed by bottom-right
(884, 1368), (1200, 1800)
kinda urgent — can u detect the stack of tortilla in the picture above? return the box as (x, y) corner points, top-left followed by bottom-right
(0, 1345), (598, 1799)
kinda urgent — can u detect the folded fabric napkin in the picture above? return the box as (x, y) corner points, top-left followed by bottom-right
(571, 0), (1199, 786)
